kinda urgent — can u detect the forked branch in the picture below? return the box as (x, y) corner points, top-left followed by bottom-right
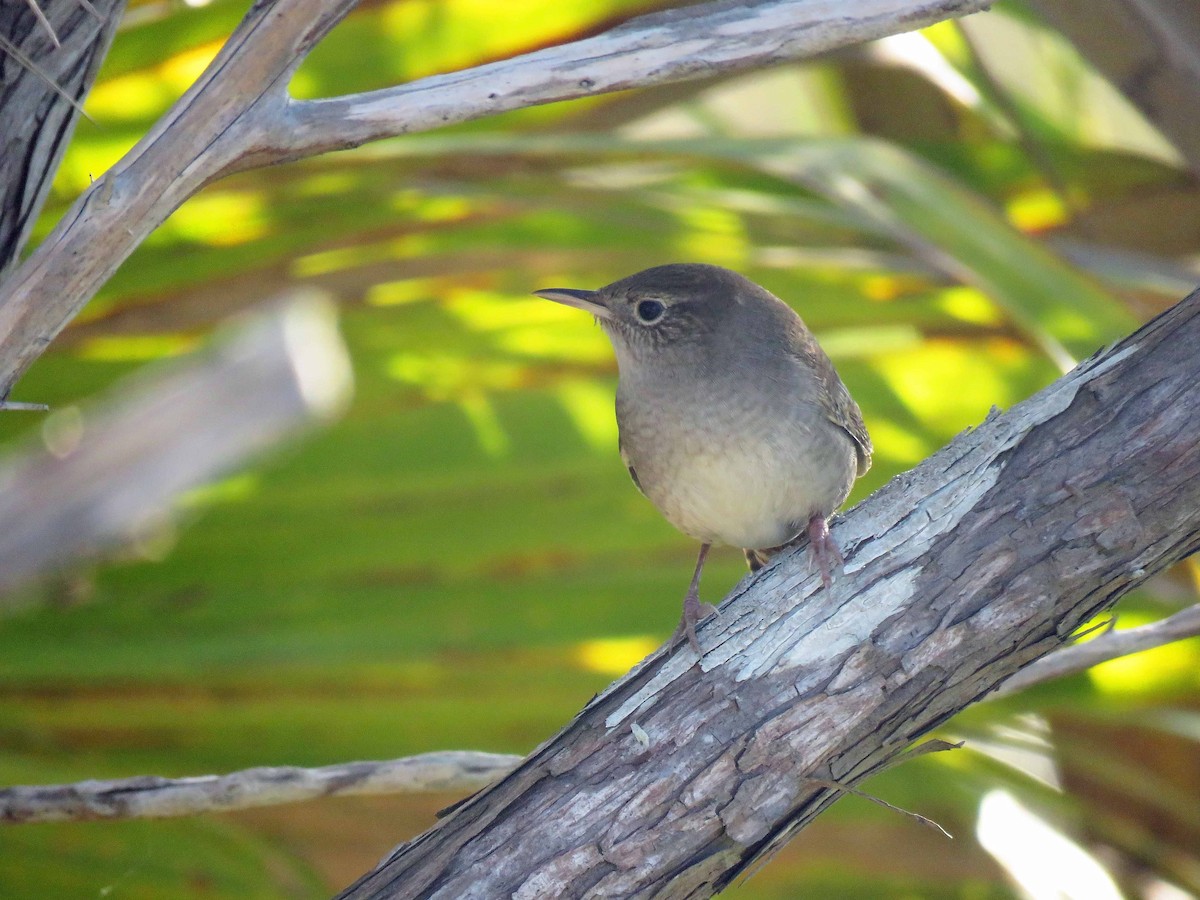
(0, 0), (990, 400)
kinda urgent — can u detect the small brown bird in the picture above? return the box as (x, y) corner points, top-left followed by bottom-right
(535, 264), (871, 653)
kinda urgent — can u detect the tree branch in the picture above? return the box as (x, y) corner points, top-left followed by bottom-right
(278, 0), (992, 161)
(994, 602), (1200, 697)
(330, 291), (1200, 897)
(0, 0), (990, 400)
(0, 752), (520, 824)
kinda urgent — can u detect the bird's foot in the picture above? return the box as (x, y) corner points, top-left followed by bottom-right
(807, 515), (844, 589)
(673, 592), (719, 654)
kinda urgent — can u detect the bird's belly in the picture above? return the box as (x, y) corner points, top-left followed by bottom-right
(639, 431), (853, 550)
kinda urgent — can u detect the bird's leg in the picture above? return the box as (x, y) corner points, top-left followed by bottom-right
(806, 514), (844, 588)
(673, 542), (719, 653)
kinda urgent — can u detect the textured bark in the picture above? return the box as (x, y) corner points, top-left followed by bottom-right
(337, 290), (1200, 899)
(0, 0), (125, 274)
(0, 0), (991, 400)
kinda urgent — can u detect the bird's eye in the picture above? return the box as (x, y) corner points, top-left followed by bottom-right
(635, 299), (666, 324)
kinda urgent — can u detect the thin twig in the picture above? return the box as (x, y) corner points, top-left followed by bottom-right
(0, 34), (93, 121)
(806, 778), (954, 839)
(995, 604), (1200, 697)
(0, 401), (48, 411)
(23, 0), (60, 48)
(0, 752), (522, 824)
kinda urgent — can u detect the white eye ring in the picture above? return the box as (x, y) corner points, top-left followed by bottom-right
(635, 299), (666, 324)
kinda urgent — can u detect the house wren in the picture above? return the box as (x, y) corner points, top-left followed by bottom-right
(535, 263), (871, 653)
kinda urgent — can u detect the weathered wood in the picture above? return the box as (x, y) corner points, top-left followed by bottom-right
(0, 0), (991, 400)
(0, 293), (350, 600)
(337, 291), (1200, 898)
(0, 0), (125, 274)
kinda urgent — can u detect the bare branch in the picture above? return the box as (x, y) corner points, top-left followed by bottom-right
(0, 291), (351, 601)
(994, 603), (1200, 697)
(279, 0), (993, 161)
(10, 583), (1200, 829)
(0, 752), (520, 824)
(0, 0), (990, 400)
(0, 401), (48, 411)
(0, 0), (354, 399)
(3, 605), (1195, 828)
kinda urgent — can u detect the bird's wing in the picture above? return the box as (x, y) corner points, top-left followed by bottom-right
(823, 375), (872, 477)
(790, 327), (873, 477)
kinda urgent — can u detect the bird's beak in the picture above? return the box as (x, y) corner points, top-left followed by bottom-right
(533, 288), (612, 321)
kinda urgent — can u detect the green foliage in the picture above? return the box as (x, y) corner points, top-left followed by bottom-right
(3, 0), (1199, 897)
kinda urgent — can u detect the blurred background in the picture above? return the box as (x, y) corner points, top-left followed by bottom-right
(2, 0), (1200, 897)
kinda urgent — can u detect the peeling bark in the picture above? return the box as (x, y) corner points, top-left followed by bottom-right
(337, 290), (1200, 898)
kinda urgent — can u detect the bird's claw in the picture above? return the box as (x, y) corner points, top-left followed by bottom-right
(674, 593), (719, 654)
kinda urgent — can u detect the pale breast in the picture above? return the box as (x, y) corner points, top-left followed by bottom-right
(617, 385), (857, 550)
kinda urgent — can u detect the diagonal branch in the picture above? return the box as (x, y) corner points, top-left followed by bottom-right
(0, 0), (990, 400)
(333, 290), (1200, 898)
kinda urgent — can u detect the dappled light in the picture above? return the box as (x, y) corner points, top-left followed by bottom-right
(3, 0), (1199, 895)
(1005, 187), (1070, 232)
(573, 635), (660, 676)
(179, 473), (261, 511)
(159, 190), (270, 247)
(553, 380), (619, 452)
(873, 338), (1039, 435)
(293, 0), (644, 100)
(76, 333), (200, 362)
